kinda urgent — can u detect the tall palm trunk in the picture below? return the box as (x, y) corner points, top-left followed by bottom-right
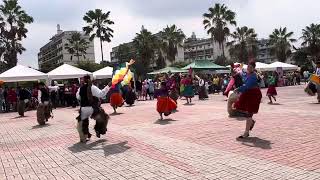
(77, 50), (80, 63)
(221, 43), (225, 57)
(100, 38), (104, 61)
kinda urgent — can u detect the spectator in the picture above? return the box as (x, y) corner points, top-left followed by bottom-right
(7, 87), (17, 112)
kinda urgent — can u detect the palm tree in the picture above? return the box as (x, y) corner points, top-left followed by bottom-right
(159, 25), (185, 62)
(269, 27), (296, 62)
(133, 27), (157, 76)
(65, 32), (89, 63)
(227, 26), (258, 63)
(0, 0), (33, 69)
(83, 9), (114, 62)
(203, 3), (236, 57)
(301, 23), (320, 61)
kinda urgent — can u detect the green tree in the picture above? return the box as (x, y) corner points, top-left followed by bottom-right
(76, 61), (103, 72)
(83, 9), (114, 62)
(65, 32), (89, 63)
(227, 26), (258, 63)
(133, 27), (157, 77)
(117, 43), (132, 64)
(203, 3), (236, 58)
(159, 25), (185, 62)
(292, 47), (313, 72)
(301, 23), (320, 62)
(269, 27), (296, 62)
(0, 0), (33, 69)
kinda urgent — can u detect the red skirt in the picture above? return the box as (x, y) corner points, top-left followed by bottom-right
(157, 97), (177, 113)
(110, 93), (124, 107)
(267, 85), (277, 96)
(234, 88), (262, 114)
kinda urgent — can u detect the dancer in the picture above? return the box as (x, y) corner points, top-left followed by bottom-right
(196, 75), (207, 100)
(266, 72), (278, 104)
(37, 82), (52, 124)
(305, 60), (320, 101)
(224, 63), (244, 97)
(125, 85), (137, 106)
(156, 82), (177, 120)
(110, 59), (135, 113)
(233, 61), (262, 138)
(76, 75), (110, 142)
(17, 86), (31, 117)
(313, 61), (320, 103)
(167, 74), (179, 104)
(181, 75), (194, 104)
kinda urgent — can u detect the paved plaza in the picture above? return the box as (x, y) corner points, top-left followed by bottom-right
(0, 85), (319, 180)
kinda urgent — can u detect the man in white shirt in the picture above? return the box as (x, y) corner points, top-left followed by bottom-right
(76, 75), (110, 142)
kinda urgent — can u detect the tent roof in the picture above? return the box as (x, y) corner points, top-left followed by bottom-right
(182, 60), (227, 70)
(48, 64), (92, 80)
(268, 61), (298, 70)
(93, 66), (113, 79)
(0, 64), (47, 82)
(148, 67), (187, 75)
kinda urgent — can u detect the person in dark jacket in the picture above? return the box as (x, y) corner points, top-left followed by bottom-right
(17, 86), (31, 116)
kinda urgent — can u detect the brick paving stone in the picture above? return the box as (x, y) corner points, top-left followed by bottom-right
(0, 85), (320, 179)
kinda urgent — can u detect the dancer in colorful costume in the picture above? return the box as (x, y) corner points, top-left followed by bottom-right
(266, 72), (278, 104)
(224, 63), (245, 97)
(156, 81), (177, 120)
(181, 75), (194, 104)
(233, 61), (262, 138)
(110, 59), (135, 113)
(167, 74), (179, 104)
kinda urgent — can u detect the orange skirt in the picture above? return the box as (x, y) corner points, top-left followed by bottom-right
(157, 96), (177, 113)
(110, 93), (124, 107)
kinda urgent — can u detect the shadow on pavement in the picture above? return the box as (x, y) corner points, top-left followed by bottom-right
(183, 103), (195, 106)
(68, 140), (131, 156)
(12, 116), (28, 119)
(109, 112), (124, 116)
(237, 137), (272, 149)
(154, 118), (177, 125)
(268, 103), (283, 105)
(31, 124), (50, 129)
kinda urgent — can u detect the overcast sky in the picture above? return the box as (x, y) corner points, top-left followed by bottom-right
(16, 0), (320, 68)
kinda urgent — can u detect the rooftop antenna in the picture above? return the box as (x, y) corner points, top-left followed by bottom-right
(57, 24), (62, 34)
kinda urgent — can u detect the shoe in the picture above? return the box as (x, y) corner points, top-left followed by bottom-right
(238, 132), (249, 139)
(250, 120), (256, 131)
(96, 131), (101, 138)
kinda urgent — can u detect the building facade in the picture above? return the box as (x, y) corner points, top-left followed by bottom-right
(256, 39), (277, 63)
(184, 32), (229, 63)
(38, 25), (95, 72)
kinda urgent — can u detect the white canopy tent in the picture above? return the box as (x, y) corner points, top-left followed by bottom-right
(0, 64), (48, 82)
(47, 64), (92, 80)
(93, 66), (113, 79)
(267, 61), (298, 71)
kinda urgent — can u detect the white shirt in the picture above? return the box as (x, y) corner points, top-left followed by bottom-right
(76, 85), (110, 101)
(48, 86), (59, 93)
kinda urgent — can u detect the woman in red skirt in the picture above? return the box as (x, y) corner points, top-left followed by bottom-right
(233, 61), (262, 138)
(156, 82), (177, 120)
(266, 72), (278, 104)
